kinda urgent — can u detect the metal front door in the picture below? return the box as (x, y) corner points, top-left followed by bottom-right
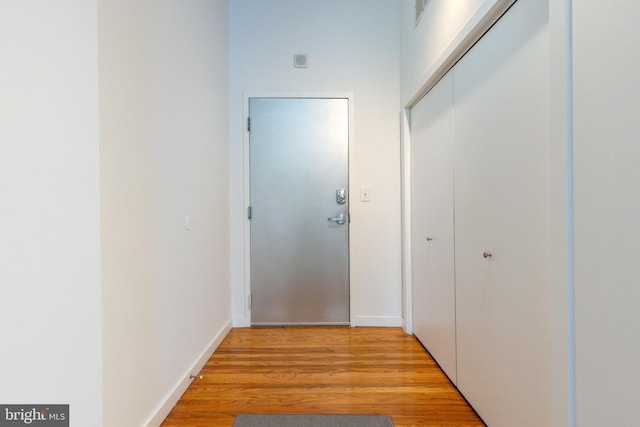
(249, 98), (349, 325)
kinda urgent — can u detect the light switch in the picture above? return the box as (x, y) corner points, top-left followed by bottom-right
(360, 186), (371, 202)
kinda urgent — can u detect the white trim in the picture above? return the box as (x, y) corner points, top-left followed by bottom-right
(241, 93), (356, 327)
(546, 1), (573, 425)
(354, 315), (403, 328)
(566, 0), (575, 416)
(400, 108), (413, 335)
(145, 320), (232, 427)
(239, 93), (252, 328)
(405, 0), (517, 108)
(233, 316), (249, 328)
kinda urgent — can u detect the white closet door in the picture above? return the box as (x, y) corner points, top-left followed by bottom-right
(410, 72), (456, 383)
(453, 0), (551, 425)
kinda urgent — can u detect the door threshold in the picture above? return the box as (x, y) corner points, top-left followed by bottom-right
(251, 322), (351, 327)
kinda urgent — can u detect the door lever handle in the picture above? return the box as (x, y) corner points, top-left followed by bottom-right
(328, 214), (346, 225)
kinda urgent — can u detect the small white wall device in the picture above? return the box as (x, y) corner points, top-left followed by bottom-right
(293, 54), (308, 68)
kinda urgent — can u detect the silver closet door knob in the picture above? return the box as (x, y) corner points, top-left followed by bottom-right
(483, 251), (493, 259)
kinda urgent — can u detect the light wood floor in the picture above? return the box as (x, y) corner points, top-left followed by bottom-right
(161, 327), (485, 427)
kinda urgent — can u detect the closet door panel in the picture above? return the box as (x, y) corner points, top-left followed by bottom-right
(453, 0), (551, 425)
(411, 72), (456, 383)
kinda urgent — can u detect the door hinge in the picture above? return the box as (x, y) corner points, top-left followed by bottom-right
(247, 206), (252, 220)
(247, 117), (251, 132)
(248, 294), (252, 310)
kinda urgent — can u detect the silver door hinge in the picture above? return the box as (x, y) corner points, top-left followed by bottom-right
(247, 206), (252, 220)
(247, 117), (251, 132)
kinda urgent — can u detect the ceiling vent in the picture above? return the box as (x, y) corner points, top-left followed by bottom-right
(294, 54), (308, 68)
(416, 0), (431, 26)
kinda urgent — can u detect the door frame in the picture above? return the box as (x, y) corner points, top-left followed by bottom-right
(241, 92), (355, 326)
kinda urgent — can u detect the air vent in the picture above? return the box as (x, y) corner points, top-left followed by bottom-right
(294, 54), (308, 68)
(415, 0), (431, 26)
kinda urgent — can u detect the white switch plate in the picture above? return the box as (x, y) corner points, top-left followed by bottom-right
(360, 186), (371, 202)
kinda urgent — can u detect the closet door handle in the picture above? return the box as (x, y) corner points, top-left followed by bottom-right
(483, 251), (493, 259)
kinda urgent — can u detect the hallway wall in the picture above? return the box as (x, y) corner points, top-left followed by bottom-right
(572, 2), (640, 425)
(99, 1), (231, 425)
(229, 0), (403, 327)
(0, 1), (103, 425)
(400, 0), (487, 104)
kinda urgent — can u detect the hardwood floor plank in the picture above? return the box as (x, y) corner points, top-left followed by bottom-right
(161, 327), (485, 427)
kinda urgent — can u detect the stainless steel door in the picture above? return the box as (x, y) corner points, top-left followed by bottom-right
(249, 98), (349, 325)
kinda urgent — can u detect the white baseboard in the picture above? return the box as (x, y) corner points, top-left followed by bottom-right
(354, 315), (403, 327)
(232, 316), (250, 327)
(145, 319), (233, 427)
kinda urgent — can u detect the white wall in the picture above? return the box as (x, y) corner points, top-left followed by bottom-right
(0, 1), (103, 425)
(229, 0), (403, 327)
(99, 1), (231, 425)
(400, 0), (486, 104)
(400, 0), (519, 106)
(548, 0), (571, 425)
(572, 2), (640, 426)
